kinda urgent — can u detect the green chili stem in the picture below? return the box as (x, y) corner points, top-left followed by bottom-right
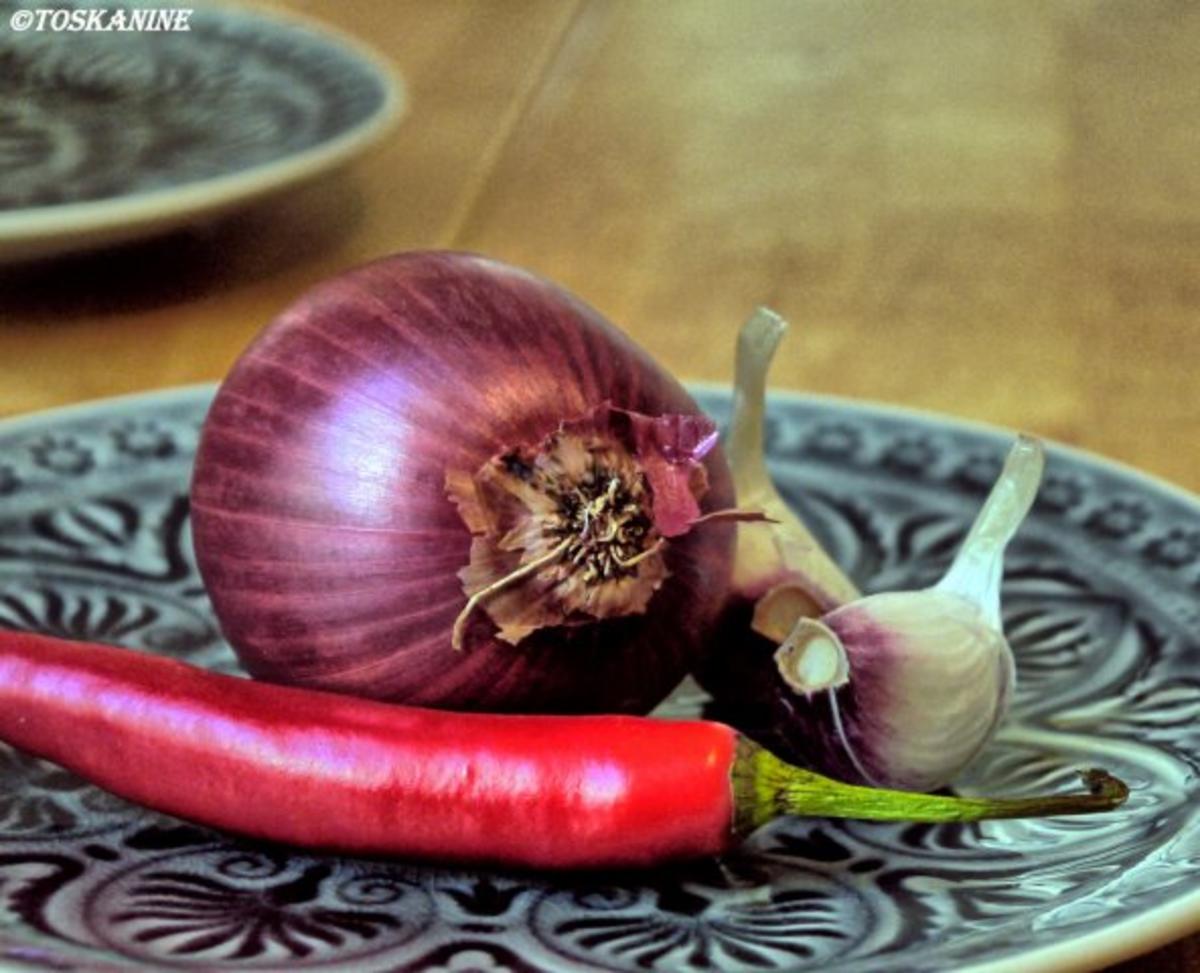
(731, 739), (1129, 837)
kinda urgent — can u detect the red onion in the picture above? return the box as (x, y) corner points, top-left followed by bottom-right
(190, 251), (736, 714)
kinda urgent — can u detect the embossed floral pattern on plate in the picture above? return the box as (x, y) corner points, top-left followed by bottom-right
(0, 0), (392, 211)
(0, 1), (401, 262)
(0, 385), (1196, 972)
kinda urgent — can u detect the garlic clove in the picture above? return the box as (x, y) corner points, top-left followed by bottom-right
(770, 435), (1043, 791)
(727, 309), (860, 610)
(751, 584), (829, 642)
(789, 590), (1014, 791)
(705, 309), (1046, 793)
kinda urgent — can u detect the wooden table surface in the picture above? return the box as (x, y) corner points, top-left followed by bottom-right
(0, 2), (1196, 969)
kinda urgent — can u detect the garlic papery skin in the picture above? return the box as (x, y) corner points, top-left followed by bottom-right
(727, 308), (860, 616)
(772, 435), (1045, 791)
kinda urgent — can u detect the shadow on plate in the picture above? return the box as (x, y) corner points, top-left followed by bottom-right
(0, 176), (366, 320)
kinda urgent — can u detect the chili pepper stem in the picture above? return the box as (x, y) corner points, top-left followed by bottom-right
(730, 739), (1129, 837)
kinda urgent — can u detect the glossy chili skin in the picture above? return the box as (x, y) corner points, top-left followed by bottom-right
(0, 631), (738, 869)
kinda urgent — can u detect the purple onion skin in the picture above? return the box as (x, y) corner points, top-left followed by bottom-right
(191, 251), (734, 715)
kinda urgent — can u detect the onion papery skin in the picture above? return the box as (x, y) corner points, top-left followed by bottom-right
(191, 251), (734, 714)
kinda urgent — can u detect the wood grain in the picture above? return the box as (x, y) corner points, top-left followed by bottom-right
(1, 0), (1195, 493)
(452, 0), (1200, 492)
(0, 2), (1196, 967)
(0, 0), (581, 410)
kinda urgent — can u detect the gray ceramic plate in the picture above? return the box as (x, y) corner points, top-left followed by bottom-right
(0, 386), (1196, 973)
(0, 1), (403, 262)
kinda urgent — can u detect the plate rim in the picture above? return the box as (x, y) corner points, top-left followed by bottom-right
(688, 379), (1200, 505)
(6, 379), (1200, 507)
(965, 883), (1200, 973)
(0, 1), (406, 259)
(0, 382), (1196, 973)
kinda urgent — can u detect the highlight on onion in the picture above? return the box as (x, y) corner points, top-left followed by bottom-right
(697, 309), (1044, 791)
(190, 251), (738, 714)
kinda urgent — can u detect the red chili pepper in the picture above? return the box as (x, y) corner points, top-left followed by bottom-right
(0, 631), (1127, 869)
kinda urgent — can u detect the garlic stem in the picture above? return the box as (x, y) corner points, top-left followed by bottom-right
(732, 739), (1129, 835)
(935, 435), (1045, 628)
(729, 307), (789, 500)
(728, 308), (859, 608)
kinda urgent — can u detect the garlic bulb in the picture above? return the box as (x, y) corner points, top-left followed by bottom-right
(777, 436), (1042, 790)
(698, 309), (1045, 792)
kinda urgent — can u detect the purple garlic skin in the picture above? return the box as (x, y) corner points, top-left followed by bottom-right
(698, 307), (1042, 793)
(794, 592), (1013, 791)
(699, 597), (873, 785)
(701, 496), (1028, 792)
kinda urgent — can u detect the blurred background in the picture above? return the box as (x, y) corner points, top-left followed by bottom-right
(0, 3), (1196, 970)
(0, 0), (1196, 494)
